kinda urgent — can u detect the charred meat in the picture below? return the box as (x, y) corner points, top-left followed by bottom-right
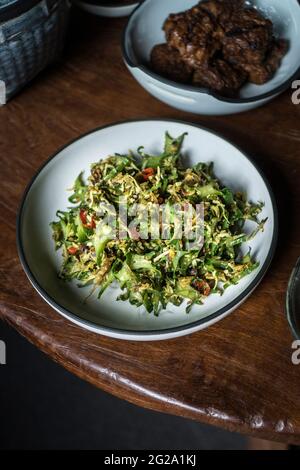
(151, 44), (193, 83)
(163, 4), (221, 68)
(150, 0), (287, 95)
(193, 59), (248, 95)
(234, 38), (288, 84)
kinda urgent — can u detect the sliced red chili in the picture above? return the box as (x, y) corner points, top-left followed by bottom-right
(142, 167), (155, 181)
(80, 210), (96, 229)
(88, 217), (96, 230)
(79, 209), (87, 225)
(68, 246), (78, 255)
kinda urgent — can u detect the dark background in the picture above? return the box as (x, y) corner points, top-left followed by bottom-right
(0, 320), (246, 450)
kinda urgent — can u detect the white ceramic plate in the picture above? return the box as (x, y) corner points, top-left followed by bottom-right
(17, 120), (277, 341)
(73, 0), (140, 17)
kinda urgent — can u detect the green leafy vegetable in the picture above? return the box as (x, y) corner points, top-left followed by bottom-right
(51, 132), (266, 314)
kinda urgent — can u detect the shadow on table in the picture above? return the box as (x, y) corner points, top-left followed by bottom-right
(0, 321), (246, 450)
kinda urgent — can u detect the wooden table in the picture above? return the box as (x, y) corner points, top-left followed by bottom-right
(1, 9), (300, 446)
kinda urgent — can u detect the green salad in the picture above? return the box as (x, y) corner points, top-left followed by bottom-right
(51, 132), (266, 315)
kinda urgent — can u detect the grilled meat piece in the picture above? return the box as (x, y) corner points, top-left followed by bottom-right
(266, 39), (288, 74)
(221, 7), (273, 65)
(163, 3), (221, 67)
(193, 59), (248, 94)
(200, 0), (243, 22)
(221, 5), (273, 33)
(240, 39), (288, 84)
(150, 44), (193, 83)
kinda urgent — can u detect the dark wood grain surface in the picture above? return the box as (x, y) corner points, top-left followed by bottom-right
(1, 10), (300, 444)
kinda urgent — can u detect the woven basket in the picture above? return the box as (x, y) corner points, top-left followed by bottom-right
(0, 0), (70, 102)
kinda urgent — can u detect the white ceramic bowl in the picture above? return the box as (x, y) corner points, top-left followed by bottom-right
(73, 0), (140, 17)
(123, 0), (300, 115)
(17, 120), (277, 341)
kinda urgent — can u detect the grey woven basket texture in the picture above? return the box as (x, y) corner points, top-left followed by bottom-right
(0, 0), (69, 102)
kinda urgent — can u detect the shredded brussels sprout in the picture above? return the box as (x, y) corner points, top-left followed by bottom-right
(51, 132), (266, 315)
